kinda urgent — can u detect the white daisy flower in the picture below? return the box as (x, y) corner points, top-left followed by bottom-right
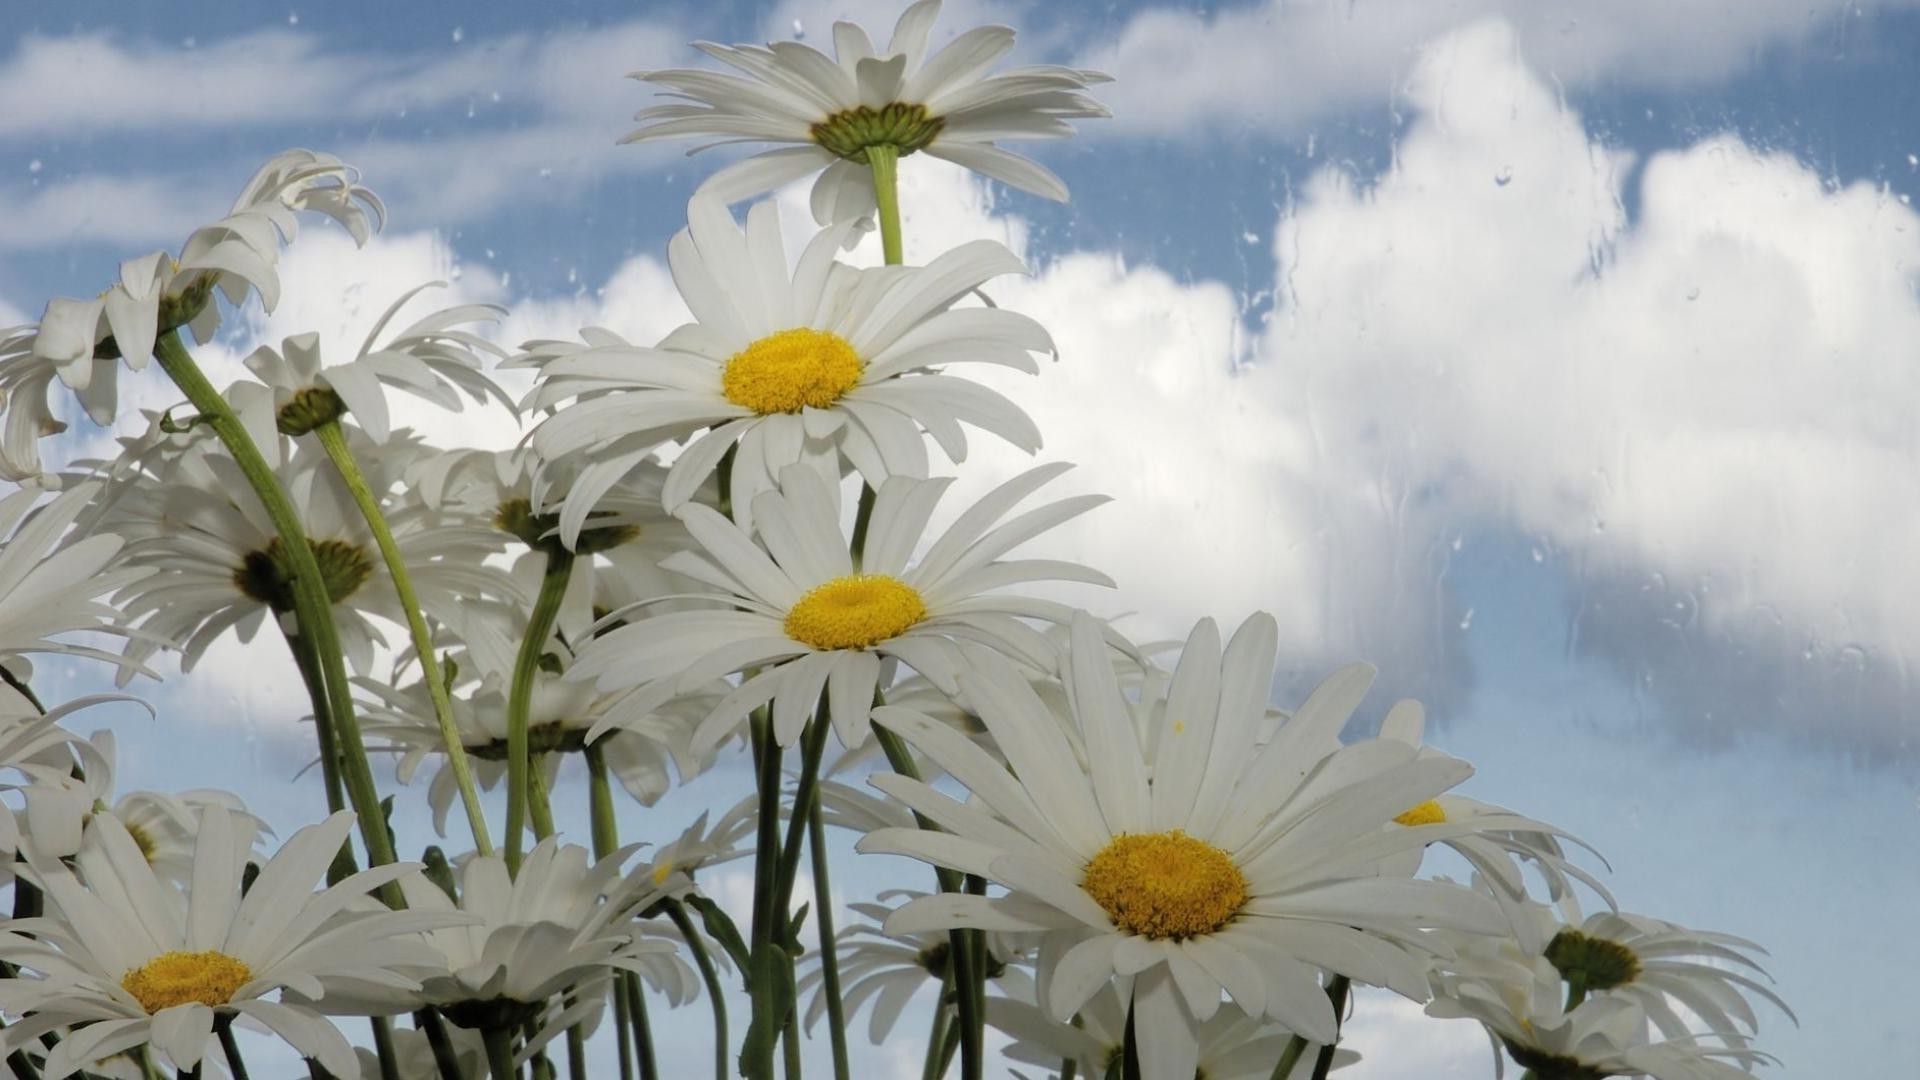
(0, 481), (152, 675)
(623, 0), (1110, 222)
(100, 435), (516, 680)
(1532, 902), (1793, 1045)
(382, 838), (684, 1052)
(227, 282), (513, 455)
(522, 195), (1048, 539)
(572, 462), (1111, 754)
(1427, 946), (1778, 1080)
(988, 984), (1358, 1080)
(645, 798), (759, 890)
(1372, 699), (1616, 922)
(800, 891), (1030, 1044)
(0, 808), (455, 1079)
(857, 613), (1508, 1079)
(0, 152), (382, 479)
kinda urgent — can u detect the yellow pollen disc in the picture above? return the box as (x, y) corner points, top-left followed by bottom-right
(1081, 830), (1248, 941)
(124, 821), (158, 864)
(651, 861), (675, 887)
(121, 950), (252, 1013)
(1394, 800), (1447, 827)
(722, 328), (863, 415)
(784, 574), (927, 650)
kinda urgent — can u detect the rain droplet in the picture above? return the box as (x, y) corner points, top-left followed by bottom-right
(1459, 609), (1475, 631)
(1908, 153), (1918, 169)
(287, 11), (299, 25)
(1530, 547), (1544, 563)
(1685, 286), (1700, 301)
(451, 26), (464, 44)
(792, 18), (805, 38)
(26, 160), (41, 174)
(1494, 166), (1513, 186)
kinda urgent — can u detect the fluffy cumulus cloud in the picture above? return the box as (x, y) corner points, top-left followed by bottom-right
(1083, 0), (1920, 138)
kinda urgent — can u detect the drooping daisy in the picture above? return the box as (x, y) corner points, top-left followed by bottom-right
(227, 282), (514, 455)
(0, 481), (152, 674)
(521, 195), (1048, 539)
(622, 0), (1110, 222)
(800, 891), (1031, 1044)
(0, 151), (382, 479)
(0, 808), (455, 1079)
(100, 435), (517, 680)
(858, 613), (1508, 1079)
(1427, 942), (1778, 1080)
(987, 984), (1358, 1080)
(572, 462), (1111, 753)
(1373, 698), (1616, 924)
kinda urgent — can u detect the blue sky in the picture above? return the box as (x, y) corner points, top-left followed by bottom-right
(4, 0), (1918, 1076)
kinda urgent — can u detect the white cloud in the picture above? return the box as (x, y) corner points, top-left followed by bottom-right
(1084, 0), (1917, 139)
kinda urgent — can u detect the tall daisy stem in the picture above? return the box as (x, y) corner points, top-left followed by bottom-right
(415, 1008), (466, 1080)
(665, 899), (730, 1080)
(872, 725), (985, 1080)
(918, 972), (952, 1080)
(866, 144), (906, 266)
(1269, 1036), (1308, 1080)
(745, 709), (785, 1080)
(151, 331), (399, 886)
(281, 628), (356, 882)
(483, 1026), (518, 1080)
(586, 743), (658, 1080)
(311, 418), (493, 857)
(215, 1016), (252, 1080)
(505, 549), (574, 873)
(807, 794), (852, 1080)
(1308, 976), (1350, 1080)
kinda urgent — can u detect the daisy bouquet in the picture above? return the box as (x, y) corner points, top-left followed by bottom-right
(0, 4), (1789, 1080)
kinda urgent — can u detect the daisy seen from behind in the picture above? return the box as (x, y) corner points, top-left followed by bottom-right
(522, 195), (1048, 541)
(858, 612), (1509, 1079)
(572, 462), (1111, 753)
(622, 0), (1110, 225)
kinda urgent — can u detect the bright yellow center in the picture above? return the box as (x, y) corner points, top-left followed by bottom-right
(1081, 830), (1248, 941)
(721, 328), (863, 415)
(121, 950), (252, 1013)
(1394, 800), (1447, 826)
(652, 861), (676, 887)
(124, 821), (157, 863)
(784, 574), (927, 650)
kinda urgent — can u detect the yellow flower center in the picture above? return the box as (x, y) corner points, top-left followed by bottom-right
(121, 950), (252, 1013)
(1394, 800), (1447, 826)
(1081, 830), (1248, 941)
(651, 861), (676, 887)
(784, 574), (927, 650)
(721, 328), (864, 415)
(124, 821), (157, 863)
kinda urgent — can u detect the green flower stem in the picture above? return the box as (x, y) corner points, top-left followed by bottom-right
(0, 666), (46, 713)
(1564, 982), (1588, 1014)
(505, 549), (574, 873)
(1059, 1058), (1077, 1080)
(151, 331), (399, 886)
(585, 743), (658, 1080)
(625, 973), (661, 1080)
(584, 743), (620, 858)
(311, 418), (493, 858)
(280, 628), (357, 884)
(414, 1009), (466, 1080)
(566, 1020), (588, 1080)
(866, 144), (906, 266)
(369, 1016), (400, 1080)
(665, 899), (730, 1080)
(807, 794), (852, 1080)
(1120, 1006), (1141, 1080)
(1269, 1036), (1308, 1080)
(848, 485), (877, 573)
(483, 1026), (518, 1080)
(612, 977), (638, 1080)
(873, 725), (984, 1080)
(781, 1005), (803, 1080)
(527, 755), (558, 840)
(745, 708), (785, 1080)
(1307, 976), (1350, 1080)
(917, 971), (953, 1080)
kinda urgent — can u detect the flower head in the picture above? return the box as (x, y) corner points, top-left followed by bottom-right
(624, 0), (1109, 224)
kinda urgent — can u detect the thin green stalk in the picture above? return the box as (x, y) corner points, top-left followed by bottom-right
(505, 550), (574, 873)
(1269, 1036), (1308, 1080)
(848, 485), (877, 572)
(626, 973), (661, 1080)
(1564, 982), (1588, 1014)
(1121, 1007), (1141, 1080)
(1059, 1058), (1077, 1080)
(866, 145), (905, 266)
(1308, 976), (1350, 1080)
(934, 1024), (959, 1079)
(415, 1009), (466, 1080)
(0, 666), (45, 713)
(666, 899), (730, 1080)
(612, 977), (638, 1080)
(873, 726), (984, 1080)
(216, 1017), (251, 1080)
(527, 754), (557, 840)
(483, 1026), (518, 1080)
(283, 629), (359, 885)
(745, 709), (785, 1080)
(918, 971), (953, 1080)
(780, 1005), (802, 1080)
(807, 795), (851, 1080)
(312, 418), (493, 857)
(565, 1023), (587, 1080)
(369, 1014), (400, 1080)
(152, 332), (398, 885)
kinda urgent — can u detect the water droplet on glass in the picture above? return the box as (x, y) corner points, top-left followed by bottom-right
(537, 167), (553, 179)
(1685, 286), (1700, 301)
(1494, 166), (1513, 186)
(287, 11), (299, 25)
(1459, 609), (1475, 631)
(792, 18), (805, 38)
(1908, 153), (1918, 169)
(451, 26), (464, 44)
(1531, 547), (1544, 563)
(27, 160), (41, 174)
